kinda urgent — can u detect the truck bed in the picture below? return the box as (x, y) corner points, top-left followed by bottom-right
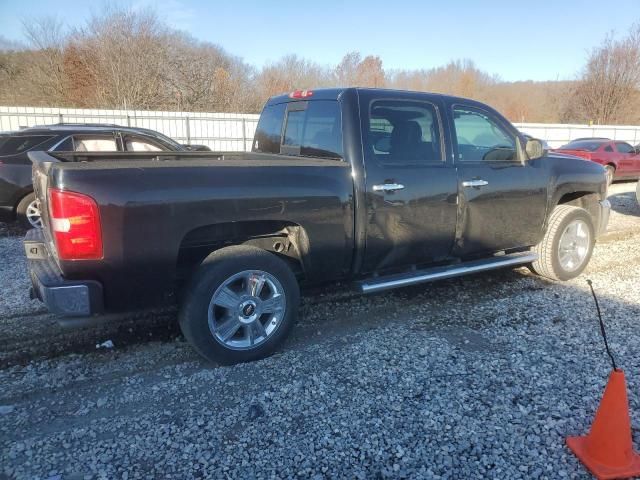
(30, 150), (355, 311)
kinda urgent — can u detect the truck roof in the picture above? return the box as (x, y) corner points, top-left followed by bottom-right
(266, 87), (489, 108)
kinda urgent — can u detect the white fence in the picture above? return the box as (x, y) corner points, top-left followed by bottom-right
(3, 106), (640, 150)
(515, 123), (640, 148)
(0, 106), (260, 152)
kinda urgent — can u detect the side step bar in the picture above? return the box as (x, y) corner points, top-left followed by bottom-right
(356, 251), (538, 294)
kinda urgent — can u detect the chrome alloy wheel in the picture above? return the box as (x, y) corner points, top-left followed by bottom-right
(558, 219), (591, 272)
(26, 199), (42, 228)
(207, 270), (286, 350)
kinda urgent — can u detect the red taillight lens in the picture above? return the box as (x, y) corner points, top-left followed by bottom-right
(289, 89), (313, 99)
(48, 188), (103, 260)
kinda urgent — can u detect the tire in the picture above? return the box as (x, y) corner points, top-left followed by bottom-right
(16, 193), (42, 229)
(604, 165), (615, 186)
(530, 205), (595, 281)
(179, 245), (300, 365)
(636, 180), (639, 205)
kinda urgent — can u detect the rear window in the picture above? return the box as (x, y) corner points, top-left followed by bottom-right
(559, 140), (605, 151)
(0, 135), (55, 156)
(253, 103), (286, 154)
(253, 100), (343, 159)
(282, 101), (342, 159)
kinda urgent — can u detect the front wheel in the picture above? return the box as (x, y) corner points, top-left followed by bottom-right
(179, 245), (300, 365)
(530, 205), (595, 281)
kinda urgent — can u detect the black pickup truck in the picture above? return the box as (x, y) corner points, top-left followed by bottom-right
(24, 88), (610, 364)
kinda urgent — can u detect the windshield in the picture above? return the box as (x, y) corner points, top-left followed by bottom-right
(0, 135), (55, 156)
(558, 140), (605, 151)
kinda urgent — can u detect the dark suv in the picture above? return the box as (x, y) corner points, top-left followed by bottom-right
(0, 124), (196, 227)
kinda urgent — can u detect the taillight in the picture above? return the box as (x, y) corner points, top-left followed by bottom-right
(289, 89), (313, 99)
(48, 188), (103, 260)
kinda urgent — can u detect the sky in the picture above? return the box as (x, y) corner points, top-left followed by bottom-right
(1, 0), (639, 82)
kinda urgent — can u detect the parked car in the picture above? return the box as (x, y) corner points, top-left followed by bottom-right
(553, 138), (640, 185)
(24, 88), (610, 364)
(637, 180), (640, 205)
(0, 124), (202, 228)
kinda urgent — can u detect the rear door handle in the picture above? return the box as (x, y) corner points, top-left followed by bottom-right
(462, 179), (489, 188)
(372, 183), (405, 192)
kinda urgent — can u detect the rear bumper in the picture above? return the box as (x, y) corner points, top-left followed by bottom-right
(25, 229), (103, 317)
(597, 199), (611, 237)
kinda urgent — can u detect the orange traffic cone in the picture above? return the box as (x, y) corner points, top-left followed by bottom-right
(567, 369), (640, 479)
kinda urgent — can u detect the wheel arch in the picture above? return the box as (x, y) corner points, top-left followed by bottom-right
(556, 191), (601, 221)
(13, 188), (35, 213)
(176, 220), (311, 283)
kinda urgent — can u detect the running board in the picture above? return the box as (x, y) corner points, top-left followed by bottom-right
(356, 251), (538, 294)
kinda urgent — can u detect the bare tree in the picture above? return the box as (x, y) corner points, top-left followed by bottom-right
(571, 23), (640, 124)
(1, 6), (637, 123)
(255, 55), (332, 99)
(22, 16), (68, 104)
(70, 6), (173, 110)
(335, 52), (385, 87)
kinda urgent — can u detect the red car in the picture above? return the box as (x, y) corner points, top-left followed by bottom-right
(554, 138), (640, 185)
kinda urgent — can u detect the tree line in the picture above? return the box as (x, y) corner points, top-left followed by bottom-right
(1, 7), (639, 125)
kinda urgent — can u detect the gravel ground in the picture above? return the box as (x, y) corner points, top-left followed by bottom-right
(0, 182), (639, 479)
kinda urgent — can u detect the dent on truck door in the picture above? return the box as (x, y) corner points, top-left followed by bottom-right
(451, 105), (547, 256)
(360, 96), (458, 272)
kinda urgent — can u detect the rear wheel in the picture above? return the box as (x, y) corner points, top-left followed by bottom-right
(16, 193), (42, 228)
(530, 205), (595, 281)
(179, 245), (300, 365)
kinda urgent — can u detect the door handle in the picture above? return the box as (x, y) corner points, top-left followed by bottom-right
(462, 179), (489, 188)
(372, 183), (405, 192)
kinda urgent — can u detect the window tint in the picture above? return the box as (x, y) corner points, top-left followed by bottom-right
(281, 101), (343, 159)
(604, 145), (614, 152)
(73, 136), (118, 152)
(51, 137), (73, 151)
(453, 107), (516, 161)
(616, 142), (634, 153)
(0, 135), (54, 156)
(366, 100), (442, 164)
(283, 109), (305, 147)
(253, 103), (286, 154)
(125, 136), (164, 152)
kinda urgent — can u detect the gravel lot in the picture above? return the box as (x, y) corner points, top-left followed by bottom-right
(1, 182), (639, 479)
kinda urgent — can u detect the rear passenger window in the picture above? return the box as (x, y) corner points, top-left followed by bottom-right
(125, 136), (164, 152)
(73, 136), (118, 152)
(253, 103), (286, 154)
(616, 142), (634, 153)
(281, 101), (343, 159)
(366, 100), (442, 164)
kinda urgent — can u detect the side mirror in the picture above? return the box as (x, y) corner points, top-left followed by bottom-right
(525, 138), (546, 160)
